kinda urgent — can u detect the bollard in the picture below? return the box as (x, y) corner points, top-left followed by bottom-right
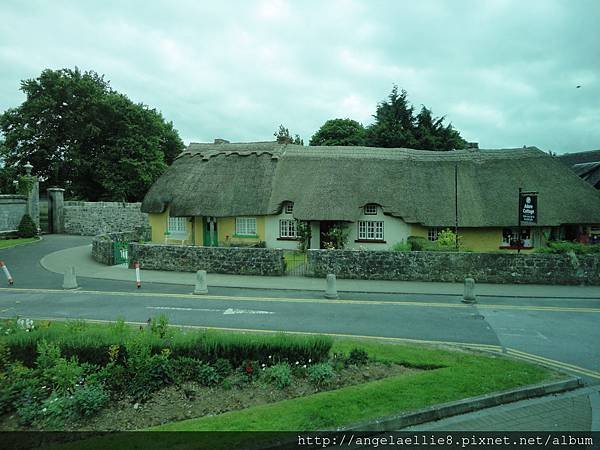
(324, 273), (338, 299)
(62, 266), (78, 290)
(0, 261), (13, 285)
(462, 277), (476, 304)
(193, 270), (208, 295)
(135, 262), (141, 289)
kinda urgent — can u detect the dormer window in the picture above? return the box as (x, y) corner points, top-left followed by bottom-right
(284, 202), (294, 214)
(364, 204), (378, 215)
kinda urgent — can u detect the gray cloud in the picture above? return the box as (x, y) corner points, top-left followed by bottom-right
(1, 0), (598, 153)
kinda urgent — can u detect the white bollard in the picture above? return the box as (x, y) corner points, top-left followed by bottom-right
(135, 262), (141, 289)
(462, 277), (477, 304)
(324, 273), (338, 299)
(62, 266), (78, 290)
(193, 270), (208, 295)
(0, 261), (13, 285)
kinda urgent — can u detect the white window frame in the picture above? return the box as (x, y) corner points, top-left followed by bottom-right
(501, 227), (532, 248)
(235, 217), (257, 236)
(279, 219), (297, 238)
(168, 216), (187, 235)
(364, 204), (378, 215)
(428, 227), (439, 242)
(358, 220), (384, 241)
(284, 202), (294, 214)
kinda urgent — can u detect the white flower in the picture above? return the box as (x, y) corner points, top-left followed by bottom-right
(308, 359), (312, 363)
(42, 408), (47, 413)
(261, 364), (266, 368)
(303, 365), (306, 368)
(295, 361), (299, 365)
(268, 355), (272, 359)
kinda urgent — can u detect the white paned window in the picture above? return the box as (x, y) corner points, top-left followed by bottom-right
(279, 219), (297, 238)
(364, 204), (378, 215)
(358, 221), (384, 240)
(284, 202), (294, 214)
(235, 217), (257, 236)
(428, 227), (439, 241)
(168, 216), (186, 234)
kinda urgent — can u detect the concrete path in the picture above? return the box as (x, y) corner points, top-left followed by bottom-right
(40, 243), (600, 298)
(404, 386), (600, 432)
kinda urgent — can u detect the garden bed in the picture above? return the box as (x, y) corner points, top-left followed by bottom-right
(0, 317), (560, 439)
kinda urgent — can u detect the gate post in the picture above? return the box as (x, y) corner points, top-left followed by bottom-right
(47, 188), (65, 234)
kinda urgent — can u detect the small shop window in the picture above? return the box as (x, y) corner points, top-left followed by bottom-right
(501, 228), (532, 248)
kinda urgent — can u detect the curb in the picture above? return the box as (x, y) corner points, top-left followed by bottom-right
(340, 377), (583, 431)
(0, 236), (43, 250)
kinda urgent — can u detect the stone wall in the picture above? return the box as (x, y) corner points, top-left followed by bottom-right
(129, 243), (285, 276)
(64, 202), (149, 236)
(92, 231), (141, 266)
(0, 195), (27, 233)
(307, 249), (600, 285)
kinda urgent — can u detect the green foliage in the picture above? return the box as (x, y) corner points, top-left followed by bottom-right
(346, 348), (369, 366)
(274, 124), (303, 145)
(149, 314), (172, 339)
(36, 340), (62, 370)
(262, 362), (292, 389)
(324, 222), (350, 249)
(365, 86), (466, 151)
(71, 383), (109, 418)
(125, 340), (174, 401)
(43, 357), (83, 395)
(391, 241), (411, 252)
(296, 220), (311, 252)
(17, 213), (38, 238)
(213, 358), (233, 379)
(536, 241), (600, 254)
(309, 118), (366, 146)
(307, 362), (336, 386)
(431, 229), (460, 251)
(0, 68), (184, 201)
(17, 174), (37, 195)
(171, 357), (220, 386)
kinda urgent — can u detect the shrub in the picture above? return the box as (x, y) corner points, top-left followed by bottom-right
(213, 358), (233, 379)
(407, 236), (431, 251)
(536, 241), (600, 254)
(171, 357), (219, 386)
(149, 315), (173, 339)
(17, 214), (38, 238)
(346, 348), (369, 366)
(262, 362), (292, 389)
(71, 383), (109, 418)
(43, 357), (83, 395)
(307, 363), (336, 386)
(391, 241), (411, 252)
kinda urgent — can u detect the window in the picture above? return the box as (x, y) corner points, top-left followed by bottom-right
(235, 217), (257, 236)
(279, 219), (297, 238)
(358, 221), (384, 241)
(501, 228), (532, 248)
(428, 227), (439, 241)
(168, 216), (187, 234)
(364, 204), (378, 215)
(284, 202), (294, 214)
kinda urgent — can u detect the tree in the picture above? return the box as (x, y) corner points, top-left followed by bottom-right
(274, 124), (303, 145)
(309, 118), (366, 146)
(365, 86), (466, 151)
(0, 68), (184, 201)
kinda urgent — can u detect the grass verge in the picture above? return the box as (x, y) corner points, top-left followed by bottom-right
(0, 237), (39, 249)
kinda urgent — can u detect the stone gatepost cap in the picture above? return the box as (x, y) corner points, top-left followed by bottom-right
(47, 188), (65, 192)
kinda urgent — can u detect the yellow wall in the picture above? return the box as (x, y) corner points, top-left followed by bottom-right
(149, 212), (168, 243)
(148, 209), (196, 245)
(194, 217), (203, 246)
(217, 216), (266, 244)
(409, 225), (537, 252)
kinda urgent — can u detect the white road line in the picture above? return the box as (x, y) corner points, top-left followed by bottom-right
(223, 308), (274, 315)
(147, 306), (223, 312)
(147, 306), (275, 315)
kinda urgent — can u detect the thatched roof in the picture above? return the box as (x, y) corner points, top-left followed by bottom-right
(572, 162), (600, 189)
(558, 149), (600, 166)
(141, 142), (600, 227)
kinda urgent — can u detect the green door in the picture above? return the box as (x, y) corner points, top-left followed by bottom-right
(203, 218), (218, 246)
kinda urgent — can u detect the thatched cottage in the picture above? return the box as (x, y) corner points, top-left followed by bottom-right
(141, 141), (600, 251)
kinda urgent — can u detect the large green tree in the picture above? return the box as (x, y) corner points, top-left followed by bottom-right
(309, 118), (366, 146)
(0, 68), (184, 201)
(274, 124), (303, 145)
(365, 86), (467, 151)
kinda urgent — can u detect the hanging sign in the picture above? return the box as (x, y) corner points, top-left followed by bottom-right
(519, 191), (538, 224)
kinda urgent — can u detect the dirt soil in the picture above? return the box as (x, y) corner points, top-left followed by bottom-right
(0, 362), (420, 431)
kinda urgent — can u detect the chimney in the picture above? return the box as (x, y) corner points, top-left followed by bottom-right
(214, 138), (230, 144)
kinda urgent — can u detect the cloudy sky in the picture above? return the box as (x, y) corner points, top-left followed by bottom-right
(1, 0), (598, 154)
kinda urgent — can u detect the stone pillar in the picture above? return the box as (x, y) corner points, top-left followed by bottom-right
(23, 162), (40, 229)
(310, 221), (321, 249)
(47, 188), (65, 234)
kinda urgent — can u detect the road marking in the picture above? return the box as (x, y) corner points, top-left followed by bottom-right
(147, 306), (275, 315)
(1, 287), (600, 313)
(506, 348), (600, 379)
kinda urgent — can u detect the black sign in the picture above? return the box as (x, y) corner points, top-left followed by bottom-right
(520, 192), (538, 224)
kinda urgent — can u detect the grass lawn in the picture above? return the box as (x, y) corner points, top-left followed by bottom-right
(0, 237), (39, 249)
(283, 250), (306, 271)
(153, 339), (558, 432)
